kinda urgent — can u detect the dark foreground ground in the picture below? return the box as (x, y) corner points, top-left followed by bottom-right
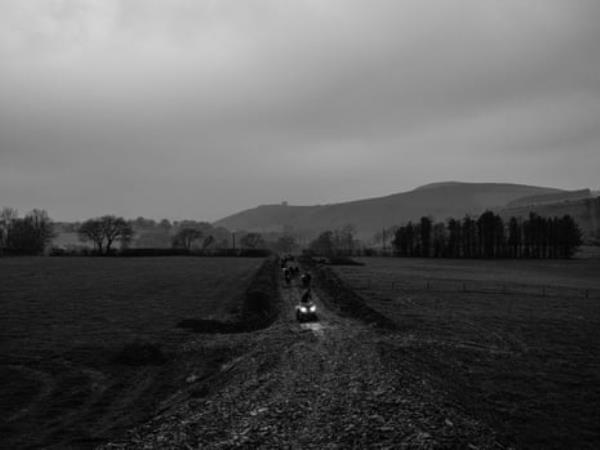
(2, 256), (599, 449)
(0, 257), (262, 448)
(334, 257), (600, 449)
(100, 265), (502, 449)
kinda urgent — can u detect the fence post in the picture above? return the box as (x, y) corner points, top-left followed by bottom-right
(392, 281), (395, 290)
(462, 282), (466, 292)
(542, 286), (546, 297)
(585, 289), (589, 299)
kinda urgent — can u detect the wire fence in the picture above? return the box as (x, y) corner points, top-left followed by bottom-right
(346, 276), (600, 300)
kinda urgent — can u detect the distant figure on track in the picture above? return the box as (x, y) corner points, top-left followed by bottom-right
(300, 271), (313, 303)
(301, 272), (312, 289)
(301, 287), (312, 303)
(283, 267), (292, 286)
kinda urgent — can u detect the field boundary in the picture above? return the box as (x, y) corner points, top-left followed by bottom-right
(346, 277), (600, 300)
(178, 257), (281, 333)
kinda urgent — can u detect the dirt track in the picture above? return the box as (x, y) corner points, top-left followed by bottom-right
(102, 266), (505, 449)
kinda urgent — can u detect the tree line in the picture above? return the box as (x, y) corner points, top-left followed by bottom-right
(1, 207), (289, 256)
(77, 217), (275, 255)
(0, 208), (54, 255)
(0, 210), (133, 256)
(2, 206), (584, 259)
(392, 211), (583, 259)
(308, 225), (358, 257)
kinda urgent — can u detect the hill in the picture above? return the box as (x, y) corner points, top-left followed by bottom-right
(214, 182), (566, 238)
(505, 189), (592, 208)
(501, 196), (600, 243)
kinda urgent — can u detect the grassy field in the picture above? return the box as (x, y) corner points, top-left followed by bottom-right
(0, 257), (263, 448)
(333, 257), (600, 449)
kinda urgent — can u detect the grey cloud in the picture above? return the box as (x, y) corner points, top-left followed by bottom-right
(1, 0), (599, 220)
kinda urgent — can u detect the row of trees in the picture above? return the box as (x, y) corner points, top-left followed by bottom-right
(308, 225), (358, 257)
(392, 212), (583, 259)
(1, 206), (290, 256)
(76, 218), (272, 255)
(2, 206), (584, 259)
(57, 217), (204, 234)
(0, 208), (55, 255)
(76, 217), (288, 255)
(170, 228), (269, 252)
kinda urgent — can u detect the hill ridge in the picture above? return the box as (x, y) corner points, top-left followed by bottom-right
(214, 181), (573, 237)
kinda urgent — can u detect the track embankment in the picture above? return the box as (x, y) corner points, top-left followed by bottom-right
(301, 257), (397, 330)
(177, 257), (281, 333)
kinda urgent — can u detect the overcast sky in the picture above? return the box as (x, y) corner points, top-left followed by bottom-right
(1, 0), (599, 221)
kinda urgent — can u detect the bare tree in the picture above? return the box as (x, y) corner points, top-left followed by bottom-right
(0, 207), (18, 251)
(0, 207), (18, 223)
(240, 232), (265, 249)
(2, 209), (54, 255)
(201, 235), (215, 251)
(172, 228), (203, 250)
(275, 234), (297, 253)
(78, 215), (134, 255)
(338, 224), (356, 255)
(309, 230), (335, 256)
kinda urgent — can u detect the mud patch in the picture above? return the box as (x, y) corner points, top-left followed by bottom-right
(299, 322), (327, 337)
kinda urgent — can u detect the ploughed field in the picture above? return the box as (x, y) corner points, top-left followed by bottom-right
(333, 257), (600, 449)
(0, 257), (263, 449)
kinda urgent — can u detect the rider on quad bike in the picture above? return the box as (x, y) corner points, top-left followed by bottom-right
(296, 287), (318, 322)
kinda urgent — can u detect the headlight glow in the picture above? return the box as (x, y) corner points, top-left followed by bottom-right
(309, 305), (316, 312)
(300, 307), (307, 313)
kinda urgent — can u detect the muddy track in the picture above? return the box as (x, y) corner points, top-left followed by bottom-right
(101, 261), (505, 449)
(302, 257), (398, 330)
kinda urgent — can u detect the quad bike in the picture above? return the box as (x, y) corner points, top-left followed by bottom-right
(296, 289), (317, 322)
(296, 301), (317, 322)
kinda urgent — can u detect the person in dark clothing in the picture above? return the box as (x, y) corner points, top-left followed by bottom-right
(301, 272), (312, 289)
(283, 267), (291, 285)
(301, 288), (312, 303)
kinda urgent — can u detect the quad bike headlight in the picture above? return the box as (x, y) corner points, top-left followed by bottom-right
(299, 306), (308, 313)
(309, 305), (316, 312)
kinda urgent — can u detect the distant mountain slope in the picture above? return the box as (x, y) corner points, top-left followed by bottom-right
(506, 189), (591, 208)
(214, 182), (565, 237)
(501, 196), (600, 242)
